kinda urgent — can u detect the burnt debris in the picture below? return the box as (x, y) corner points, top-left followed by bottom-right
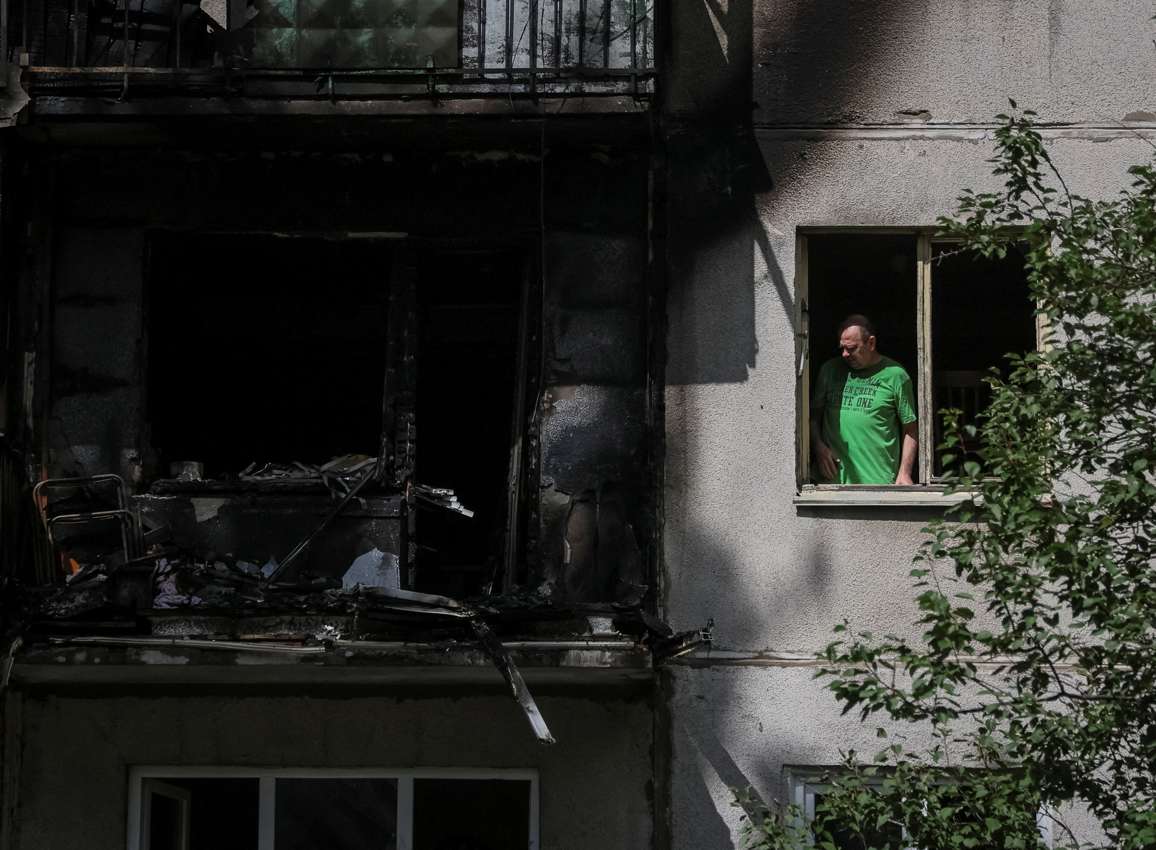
(9, 459), (683, 744)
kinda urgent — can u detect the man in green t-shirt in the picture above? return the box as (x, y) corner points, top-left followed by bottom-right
(810, 314), (918, 485)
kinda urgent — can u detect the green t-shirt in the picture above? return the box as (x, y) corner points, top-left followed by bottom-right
(812, 355), (917, 484)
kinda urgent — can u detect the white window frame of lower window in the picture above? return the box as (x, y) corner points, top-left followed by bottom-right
(126, 766), (540, 850)
(784, 767), (1053, 849)
(794, 228), (1047, 506)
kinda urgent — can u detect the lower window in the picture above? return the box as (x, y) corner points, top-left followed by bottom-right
(131, 768), (538, 850)
(786, 769), (1053, 850)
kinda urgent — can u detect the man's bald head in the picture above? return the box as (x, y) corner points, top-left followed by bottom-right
(838, 314), (877, 341)
(837, 314), (881, 370)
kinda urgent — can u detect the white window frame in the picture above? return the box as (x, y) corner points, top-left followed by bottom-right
(784, 767), (1053, 849)
(794, 228), (1046, 507)
(127, 766), (540, 850)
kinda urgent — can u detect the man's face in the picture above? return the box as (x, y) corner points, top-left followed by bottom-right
(839, 326), (876, 370)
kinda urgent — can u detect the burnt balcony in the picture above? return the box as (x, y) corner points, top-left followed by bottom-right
(8, 0), (656, 108)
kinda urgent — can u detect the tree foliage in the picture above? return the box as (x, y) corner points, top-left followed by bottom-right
(738, 110), (1156, 850)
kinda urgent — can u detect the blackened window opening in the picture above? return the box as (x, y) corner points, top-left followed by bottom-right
(413, 249), (524, 598)
(147, 234), (389, 479)
(275, 778), (398, 849)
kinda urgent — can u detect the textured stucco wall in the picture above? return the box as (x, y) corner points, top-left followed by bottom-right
(665, 132), (1155, 650)
(668, 0), (1155, 125)
(8, 690), (653, 850)
(667, 666), (1107, 849)
(662, 131), (1155, 850)
(663, 3), (1156, 845)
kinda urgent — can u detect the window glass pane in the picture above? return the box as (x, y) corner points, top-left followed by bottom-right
(930, 245), (1035, 476)
(146, 778), (259, 850)
(274, 778), (398, 850)
(148, 792), (184, 850)
(413, 778), (531, 850)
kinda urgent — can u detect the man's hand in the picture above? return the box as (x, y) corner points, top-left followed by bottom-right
(894, 469), (914, 485)
(814, 439), (839, 481)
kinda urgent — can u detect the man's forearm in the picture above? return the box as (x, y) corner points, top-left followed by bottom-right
(811, 413), (840, 481)
(810, 416), (826, 453)
(897, 422), (918, 482)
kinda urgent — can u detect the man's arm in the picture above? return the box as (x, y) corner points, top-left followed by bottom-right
(810, 362), (839, 482)
(811, 415), (839, 482)
(895, 421), (918, 485)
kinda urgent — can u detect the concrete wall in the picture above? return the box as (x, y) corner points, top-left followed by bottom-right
(665, 131), (1155, 647)
(7, 688), (653, 850)
(662, 1), (1155, 847)
(667, 0), (1155, 125)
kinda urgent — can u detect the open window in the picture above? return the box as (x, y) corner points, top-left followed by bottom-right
(139, 777), (258, 850)
(130, 769), (538, 850)
(796, 231), (1039, 497)
(144, 234), (533, 594)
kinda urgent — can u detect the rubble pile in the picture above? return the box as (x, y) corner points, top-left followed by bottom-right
(239, 454), (378, 492)
(28, 454), (486, 625)
(35, 552), (414, 619)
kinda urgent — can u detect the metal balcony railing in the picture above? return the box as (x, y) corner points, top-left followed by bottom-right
(6, 0), (655, 88)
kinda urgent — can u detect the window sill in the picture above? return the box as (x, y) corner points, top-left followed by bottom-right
(793, 485), (980, 509)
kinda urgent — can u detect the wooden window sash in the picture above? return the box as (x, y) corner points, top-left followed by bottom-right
(916, 234), (935, 485)
(796, 232), (811, 489)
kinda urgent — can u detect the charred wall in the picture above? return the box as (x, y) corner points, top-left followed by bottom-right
(13, 124), (655, 600)
(540, 189), (649, 604)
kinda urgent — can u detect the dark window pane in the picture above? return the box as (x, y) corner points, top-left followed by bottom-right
(930, 246), (1035, 476)
(413, 779), (531, 850)
(274, 778), (398, 850)
(148, 792), (184, 850)
(147, 778), (259, 850)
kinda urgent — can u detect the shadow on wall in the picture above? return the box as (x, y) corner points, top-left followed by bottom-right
(675, 712), (765, 849)
(662, 5), (924, 843)
(664, 0), (916, 386)
(665, 125), (773, 385)
(663, 522), (846, 848)
(666, 507), (835, 648)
